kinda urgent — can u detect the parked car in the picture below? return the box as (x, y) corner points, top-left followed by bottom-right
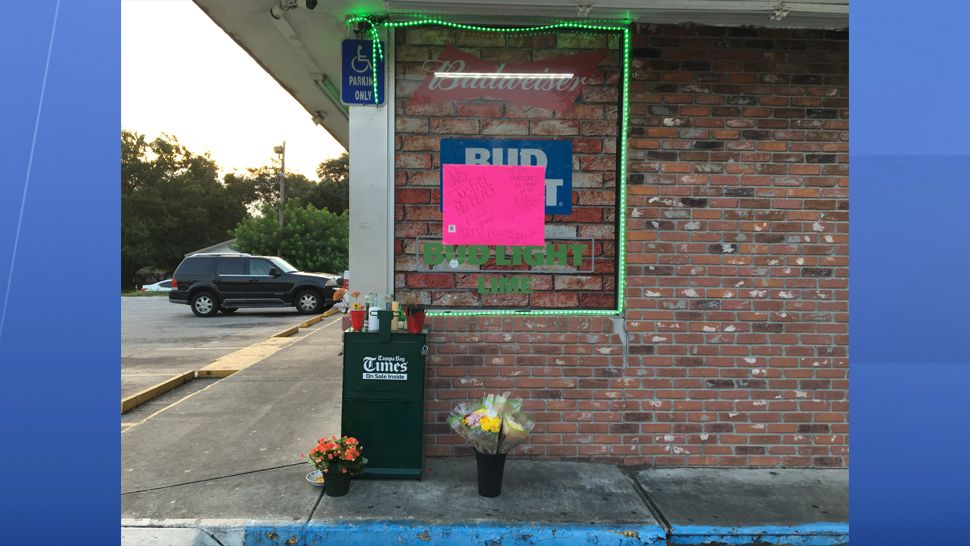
(168, 253), (339, 317)
(141, 279), (174, 292)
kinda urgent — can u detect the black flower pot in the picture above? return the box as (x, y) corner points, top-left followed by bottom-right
(474, 450), (508, 497)
(325, 472), (351, 497)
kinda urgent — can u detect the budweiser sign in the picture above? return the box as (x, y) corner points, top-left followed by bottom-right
(411, 45), (608, 113)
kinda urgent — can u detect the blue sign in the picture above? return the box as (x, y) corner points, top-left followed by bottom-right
(341, 39), (384, 105)
(440, 139), (573, 215)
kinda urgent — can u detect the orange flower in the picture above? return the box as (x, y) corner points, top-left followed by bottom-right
(342, 448), (359, 461)
(304, 435), (366, 477)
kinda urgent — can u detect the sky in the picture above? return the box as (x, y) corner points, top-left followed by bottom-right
(122, 0), (346, 178)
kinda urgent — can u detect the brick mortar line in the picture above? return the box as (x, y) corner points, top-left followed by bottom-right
(394, 26), (847, 464)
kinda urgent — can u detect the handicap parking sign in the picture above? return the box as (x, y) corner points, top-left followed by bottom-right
(342, 39), (385, 105)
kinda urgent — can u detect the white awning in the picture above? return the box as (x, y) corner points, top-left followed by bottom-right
(193, 0), (848, 149)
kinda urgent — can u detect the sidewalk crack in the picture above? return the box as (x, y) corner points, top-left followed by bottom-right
(623, 467), (672, 535)
(305, 487), (325, 524)
(122, 462), (308, 495)
(198, 528), (226, 546)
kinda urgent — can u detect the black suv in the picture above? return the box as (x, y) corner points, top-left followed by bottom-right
(168, 253), (339, 317)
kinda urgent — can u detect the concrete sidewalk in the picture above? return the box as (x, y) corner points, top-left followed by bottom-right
(121, 318), (848, 545)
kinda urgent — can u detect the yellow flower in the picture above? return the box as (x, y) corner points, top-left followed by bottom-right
(480, 416), (501, 433)
(505, 416), (524, 431)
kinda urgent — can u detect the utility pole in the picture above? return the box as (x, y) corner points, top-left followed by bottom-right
(274, 142), (286, 226)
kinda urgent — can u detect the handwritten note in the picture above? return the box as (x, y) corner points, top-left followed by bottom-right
(442, 164), (546, 246)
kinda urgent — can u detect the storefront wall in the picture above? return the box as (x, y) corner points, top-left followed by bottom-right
(393, 23), (848, 467)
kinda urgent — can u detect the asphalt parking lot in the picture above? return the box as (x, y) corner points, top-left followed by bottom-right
(121, 296), (314, 399)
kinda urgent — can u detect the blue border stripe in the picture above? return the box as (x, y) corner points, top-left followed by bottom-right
(239, 521), (848, 545)
(244, 522), (667, 545)
(669, 523), (849, 545)
(0, 0), (59, 346)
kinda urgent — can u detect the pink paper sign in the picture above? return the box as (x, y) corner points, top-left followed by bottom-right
(442, 164), (546, 246)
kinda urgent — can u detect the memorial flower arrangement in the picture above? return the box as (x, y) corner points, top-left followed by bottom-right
(401, 302), (426, 314)
(307, 435), (367, 476)
(400, 296), (429, 333)
(448, 393), (535, 455)
(348, 291), (366, 331)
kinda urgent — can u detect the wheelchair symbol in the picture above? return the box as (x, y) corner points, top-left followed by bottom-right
(351, 45), (371, 74)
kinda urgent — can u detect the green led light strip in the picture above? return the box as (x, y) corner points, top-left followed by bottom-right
(345, 15), (631, 318)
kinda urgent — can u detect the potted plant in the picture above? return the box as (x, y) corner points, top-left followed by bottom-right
(448, 393), (534, 497)
(402, 301), (427, 334)
(307, 435), (367, 497)
(349, 291), (365, 331)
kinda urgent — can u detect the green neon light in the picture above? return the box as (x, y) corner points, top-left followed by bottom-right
(345, 15), (631, 318)
(369, 24), (383, 104)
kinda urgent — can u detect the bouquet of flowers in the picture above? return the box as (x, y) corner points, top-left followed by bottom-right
(448, 393), (535, 454)
(307, 435), (368, 477)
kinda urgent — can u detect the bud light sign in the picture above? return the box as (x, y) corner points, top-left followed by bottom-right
(440, 139), (572, 215)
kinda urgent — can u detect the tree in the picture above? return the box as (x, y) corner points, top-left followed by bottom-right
(307, 179), (349, 216)
(309, 153), (350, 215)
(221, 153), (349, 215)
(121, 130), (247, 289)
(316, 153), (348, 184)
(223, 167), (317, 215)
(233, 200), (348, 274)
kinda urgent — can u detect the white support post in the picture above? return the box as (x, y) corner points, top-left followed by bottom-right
(347, 31), (393, 303)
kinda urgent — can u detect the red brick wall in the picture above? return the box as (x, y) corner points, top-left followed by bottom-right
(396, 23), (848, 467)
(394, 29), (620, 309)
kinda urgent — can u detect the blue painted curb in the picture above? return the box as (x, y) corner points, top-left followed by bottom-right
(240, 520), (848, 545)
(244, 521), (667, 545)
(668, 522), (849, 545)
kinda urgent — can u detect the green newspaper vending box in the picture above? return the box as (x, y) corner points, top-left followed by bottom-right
(341, 328), (426, 478)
